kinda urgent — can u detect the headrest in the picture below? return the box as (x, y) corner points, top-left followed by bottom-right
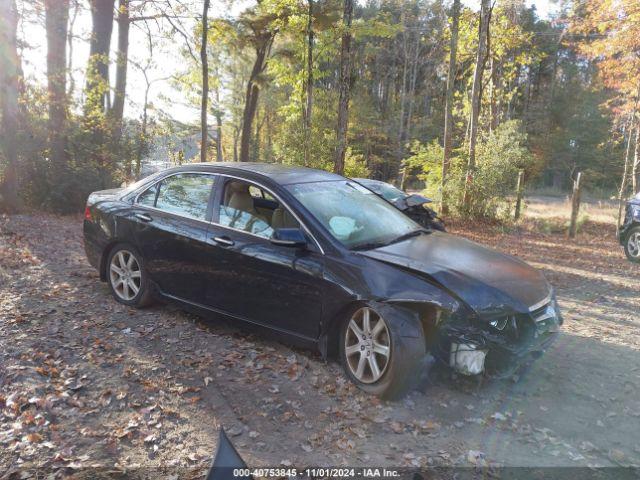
(228, 190), (254, 213)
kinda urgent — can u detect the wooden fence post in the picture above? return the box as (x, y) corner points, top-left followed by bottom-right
(514, 169), (525, 220)
(569, 172), (582, 239)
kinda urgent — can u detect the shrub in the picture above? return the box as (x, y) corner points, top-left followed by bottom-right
(447, 120), (536, 219)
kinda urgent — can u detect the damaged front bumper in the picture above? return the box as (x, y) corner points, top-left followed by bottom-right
(438, 297), (563, 377)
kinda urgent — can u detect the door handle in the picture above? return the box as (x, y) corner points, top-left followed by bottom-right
(135, 212), (152, 222)
(213, 236), (234, 247)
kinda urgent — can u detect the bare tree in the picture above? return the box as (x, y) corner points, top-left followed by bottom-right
(441, 0), (460, 214)
(213, 71), (224, 161)
(111, 0), (130, 136)
(632, 125), (640, 194)
(44, 0), (70, 198)
(462, 0), (491, 209)
(239, 29), (275, 162)
(333, 0), (354, 175)
(200, 0), (210, 162)
(303, 0), (314, 165)
(67, 0), (80, 97)
(0, 0), (22, 211)
(618, 117), (638, 227)
(85, 0), (115, 115)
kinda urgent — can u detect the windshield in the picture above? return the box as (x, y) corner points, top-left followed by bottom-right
(373, 183), (407, 202)
(287, 180), (421, 249)
(356, 179), (407, 202)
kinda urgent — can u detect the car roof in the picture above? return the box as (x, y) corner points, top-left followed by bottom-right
(172, 162), (345, 186)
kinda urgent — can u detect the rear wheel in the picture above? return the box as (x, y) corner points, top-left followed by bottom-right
(107, 244), (154, 307)
(624, 226), (640, 263)
(339, 306), (425, 399)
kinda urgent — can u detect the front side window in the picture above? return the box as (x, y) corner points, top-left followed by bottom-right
(137, 184), (157, 206)
(150, 173), (215, 220)
(218, 180), (299, 239)
(287, 180), (419, 249)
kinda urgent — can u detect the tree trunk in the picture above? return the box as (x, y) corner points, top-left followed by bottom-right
(333, 0), (354, 175)
(67, 0), (79, 97)
(618, 118), (637, 228)
(632, 125), (640, 194)
(441, 0), (460, 215)
(489, 57), (498, 133)
(240, 38), (272, 162)
(215, 85), (223, 162)
(111, 0), (130, 137)
(396, 15), (409, 167)
(85, 0), (115, 115)
(200, 0), (210, 163)
(45, 0), (70, 199)
(0, 0), (22, 211)
(462, 0), (491, 210)
(404, 34), (420, 145)
(233, 125), (239, 162)
(135, 85), (150, 179)
(266, 108), (272, 162)
(303, 0), (314, 166)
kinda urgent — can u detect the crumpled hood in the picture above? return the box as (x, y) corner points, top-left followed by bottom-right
(359, 231), (551, 319)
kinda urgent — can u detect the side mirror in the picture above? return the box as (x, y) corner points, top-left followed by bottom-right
(270, 228), (307, 248)
(405, 193), (431, 207)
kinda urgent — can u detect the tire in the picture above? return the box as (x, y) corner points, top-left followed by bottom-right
(339, 305), (426, 400)
(106, 243), (154, 307)
(624, 226), (640, 263)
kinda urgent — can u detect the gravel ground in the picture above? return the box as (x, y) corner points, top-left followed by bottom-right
(1, 212), (639, 479)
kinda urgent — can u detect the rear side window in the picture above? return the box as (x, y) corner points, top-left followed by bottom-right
(146, 173), (215, 221)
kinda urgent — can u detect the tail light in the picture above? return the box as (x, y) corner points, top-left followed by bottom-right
(84, 205), (92, 221)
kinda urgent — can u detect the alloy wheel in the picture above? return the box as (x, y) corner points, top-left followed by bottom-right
(344, 307), (391, 384)
(628, 232), (640, 258)
(109, 250), (142, 301)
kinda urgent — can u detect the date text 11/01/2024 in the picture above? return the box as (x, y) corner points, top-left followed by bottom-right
(231, 468), (401, 477)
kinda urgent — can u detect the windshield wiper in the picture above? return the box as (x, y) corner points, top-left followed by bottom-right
(350, 240), (391, 251)
(387, 228), (429, 245)
(350, 229), (428, 251)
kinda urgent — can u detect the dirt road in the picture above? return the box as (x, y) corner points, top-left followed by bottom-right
(1, 213), (639, 477)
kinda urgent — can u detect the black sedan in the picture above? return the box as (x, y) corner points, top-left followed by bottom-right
(619, 192), (640, 263)
(352, 178), (445, 231)
(83, 163), (562, 398)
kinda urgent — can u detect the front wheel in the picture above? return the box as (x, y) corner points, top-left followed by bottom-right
(339, 306), (425, 399)
(107, 244), (154, 307)
(624, 226), (640, 263)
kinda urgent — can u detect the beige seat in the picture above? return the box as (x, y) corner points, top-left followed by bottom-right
(223, 182), (266, 230)
(271, 207), (299, 230)
(228, 188), (255, 215)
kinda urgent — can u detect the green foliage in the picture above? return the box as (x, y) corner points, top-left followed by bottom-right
(344, 149), (370, 178)
(2, 0), (629, 215)
(403, 140), (443, 197)
(448, 120), (536, 219)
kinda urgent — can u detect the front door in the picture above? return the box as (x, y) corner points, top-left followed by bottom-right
(202, 177), (325, 341)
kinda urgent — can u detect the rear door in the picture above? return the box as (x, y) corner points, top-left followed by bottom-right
(202, 177), (325, 341)
(129, 172), (217, 302)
